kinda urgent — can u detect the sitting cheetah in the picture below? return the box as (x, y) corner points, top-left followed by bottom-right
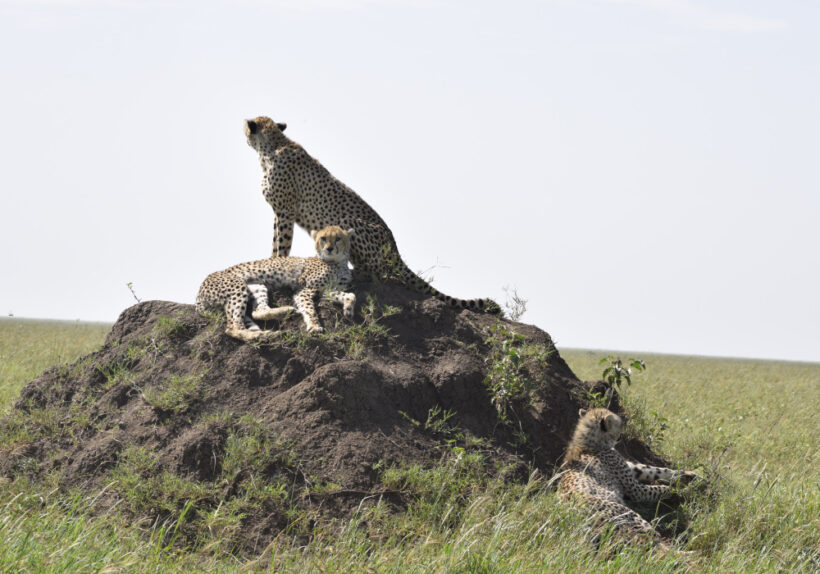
(556, 408), (698, 549)
(244, 116), (499, 314)
(196, 226), (356, 342)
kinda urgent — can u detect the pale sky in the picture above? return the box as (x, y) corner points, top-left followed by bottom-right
(1, 1), (818, 362)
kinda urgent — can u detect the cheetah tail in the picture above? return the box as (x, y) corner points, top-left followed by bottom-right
(396, 260), (501, 314)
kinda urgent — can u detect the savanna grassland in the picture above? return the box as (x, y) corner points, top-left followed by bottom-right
(0, 319), (111, 414)
(0, 319), (817, 572)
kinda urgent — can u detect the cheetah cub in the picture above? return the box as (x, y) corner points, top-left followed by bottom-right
(556, 408), (699, 549)
(196, 226), (356, 342)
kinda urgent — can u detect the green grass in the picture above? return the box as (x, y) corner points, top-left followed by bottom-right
(0, 320), (818, 572)
(562, 350), (820, 571)
(0, 318), (110, 414)
(561, 350), (819, 479)
(142, 373), (206, 413)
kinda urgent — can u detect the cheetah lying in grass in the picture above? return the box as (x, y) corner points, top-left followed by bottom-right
(556, 408), (699, 550)
(244, 116), (500, 314)
(196, 226), (355, 342)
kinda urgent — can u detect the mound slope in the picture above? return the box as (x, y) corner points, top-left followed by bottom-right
(1, 279), (662, 552)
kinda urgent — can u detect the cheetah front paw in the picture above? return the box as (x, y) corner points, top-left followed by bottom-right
(672, 470), (702, 487)
(342, 295), (356, 319)
(227, 327), (263, 342)
(307, 324), (324, 334)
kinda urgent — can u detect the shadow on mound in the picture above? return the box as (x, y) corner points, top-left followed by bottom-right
(0, 279), (667, 553)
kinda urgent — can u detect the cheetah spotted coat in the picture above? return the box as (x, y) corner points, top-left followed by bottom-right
(556, 408), (698, 549)
(196, 226), (355, 342)
(244, 116), (499, 314)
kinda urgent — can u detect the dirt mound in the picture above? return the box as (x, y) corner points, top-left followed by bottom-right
(0, 279), (661, 552)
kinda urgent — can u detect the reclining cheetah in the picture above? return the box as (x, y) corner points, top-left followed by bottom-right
(196, 226), (356, 342)
(556, 408), (698, 549)
(244, 116), (499, 314)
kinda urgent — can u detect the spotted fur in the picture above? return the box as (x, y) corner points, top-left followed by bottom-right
(244, 116), (499, 314)
(196, 226), (356, 342)
(557, 408), (698, 548)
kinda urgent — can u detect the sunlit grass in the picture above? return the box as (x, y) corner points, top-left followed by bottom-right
(561, 349), (819, 480)
(0, 318), (110, 414)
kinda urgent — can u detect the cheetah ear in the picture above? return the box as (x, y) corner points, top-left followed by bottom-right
(578, 408), (587, 418)
(276, 122), (287, 132)
(345, 228), (355, 238)
(309, 229), (319, 240)
(246, 119), (259, 135)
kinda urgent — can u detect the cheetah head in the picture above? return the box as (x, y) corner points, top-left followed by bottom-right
(245, 116), (288, 154)
(310, 226), (355, 264)
(574, 408), (623, 451)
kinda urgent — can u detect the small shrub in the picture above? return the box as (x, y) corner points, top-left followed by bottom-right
(126, 282), (141, 303)
(600, 355), (645, 390)
(502, 286), (528, 321)
(483, 323), (548, 422)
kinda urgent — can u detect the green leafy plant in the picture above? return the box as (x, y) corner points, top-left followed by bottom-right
(600, 355), (646, 390)
(483, 323), (542, 422)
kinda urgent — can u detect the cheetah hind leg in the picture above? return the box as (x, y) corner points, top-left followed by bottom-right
(242, 315), (262, 332)
(247, 283), (271, 318)
(247, 283), (297, 322)
(253, 306), (297, 322)
(224, 292), (264, 342)
(325, 290), (356, 319)
(626, 461), (700, 485)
